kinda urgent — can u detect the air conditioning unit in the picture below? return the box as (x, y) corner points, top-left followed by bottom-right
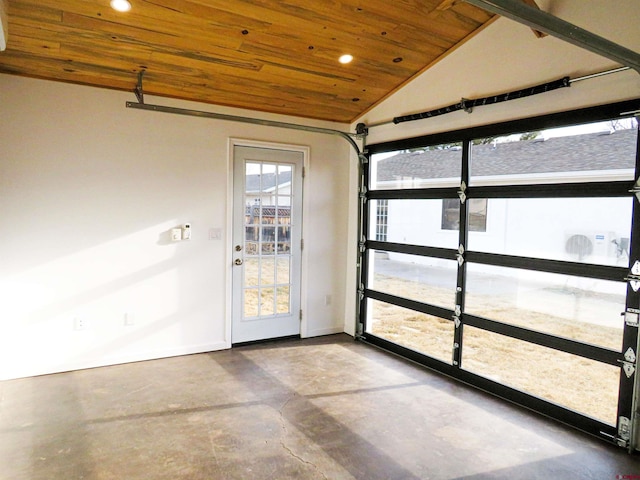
(0, 0), (7, 52)
(564, 231), (616, 261)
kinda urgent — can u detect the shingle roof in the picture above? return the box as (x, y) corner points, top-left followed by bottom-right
(245, 170), (292, 192)
(376, 129), (637, 181)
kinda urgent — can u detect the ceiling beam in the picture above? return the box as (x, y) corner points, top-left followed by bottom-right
(464, 0), (640, 74)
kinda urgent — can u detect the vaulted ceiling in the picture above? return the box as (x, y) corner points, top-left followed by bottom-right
(0, 1), (494, 123)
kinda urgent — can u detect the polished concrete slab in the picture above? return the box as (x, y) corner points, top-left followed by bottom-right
(1, 334), (638, 479)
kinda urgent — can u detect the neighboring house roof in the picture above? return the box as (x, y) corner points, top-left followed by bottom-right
(246, 171), (292, 192)
(376, 128), (637, 181)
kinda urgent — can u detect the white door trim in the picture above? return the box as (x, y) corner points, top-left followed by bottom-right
(226, 138), (310, 345)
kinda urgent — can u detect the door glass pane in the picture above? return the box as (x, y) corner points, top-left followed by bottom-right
(467, 198), (632, 267)
(465, 263), (625, 351)
(462, 326), (620, 425)
(278, 164), (292, 195)
(261, 163), (276, 180)
(260, 257), (275, 287)
(277, 195), (291, 207)
(370, 145), (462, 189)
(246, 162), (261, 190)
(369, 250), (457, 309)
(277, 286), (290, 314)
(261, 288), (275, 316)
(469, 121), (637, 186)
(277, 257), (290, 285)
(261, 226), (275, 254)
(366, 299), (454, 364)
(369, 199), (459, 249)
(244, 257), (259, 287)
(244, 289), (259, 318)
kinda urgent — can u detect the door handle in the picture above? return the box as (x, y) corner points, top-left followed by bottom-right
(234, 258), (243, 266)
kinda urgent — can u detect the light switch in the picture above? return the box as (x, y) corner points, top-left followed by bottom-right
(171, 228), (182, 242)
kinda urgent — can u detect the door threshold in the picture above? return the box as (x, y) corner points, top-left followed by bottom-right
(232, 334), (301, 348)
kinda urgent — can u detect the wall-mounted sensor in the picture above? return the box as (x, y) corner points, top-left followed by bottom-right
(182, 223), (191, 240)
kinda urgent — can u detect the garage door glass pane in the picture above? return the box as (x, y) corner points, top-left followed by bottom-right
(469, 122), (636, 186)
(467, 197), (632, 267)
(370, 146), (461, 190)
(465, 264), (625, 351)
(462, 326), (620, 425)
(366, 299), (454, 364)
(369, 250), (457, 309)
(369, 199), (459, 249)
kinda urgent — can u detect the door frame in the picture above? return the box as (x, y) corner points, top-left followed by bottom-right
(226, 138), (310, 346)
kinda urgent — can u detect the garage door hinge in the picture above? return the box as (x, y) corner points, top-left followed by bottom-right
(302, 166), (306, 178)
(617, 416), (631, 448)
(623, 308), (640, 327)
(617, 347), (636, 378)
(624, 261), (640, 291)
(457, 245), (465, 266)
(301, 238), (304, 251)
(629, 177), (640, 199)
(299, 310), (303, 321)
(458, 181), (467, 204)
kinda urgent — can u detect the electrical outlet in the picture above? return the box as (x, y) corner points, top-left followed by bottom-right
(74, 317), (87, 331)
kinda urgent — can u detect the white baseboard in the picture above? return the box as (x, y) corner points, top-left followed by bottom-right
(0, 341), (230, 381)
(303, 326), (345, 338)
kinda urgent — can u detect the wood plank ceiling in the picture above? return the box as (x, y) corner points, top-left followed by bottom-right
(0, 0), (494, 123)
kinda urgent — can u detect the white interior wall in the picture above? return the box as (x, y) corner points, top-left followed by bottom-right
(2, 0), (640, 378)
(356, 0), (640, 144)
(0, 74), (350, 380)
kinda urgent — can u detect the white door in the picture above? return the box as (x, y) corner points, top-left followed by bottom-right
(232, 146), (303, 344)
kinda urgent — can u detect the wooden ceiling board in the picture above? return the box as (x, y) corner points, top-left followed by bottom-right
(0, 0), (493, 122)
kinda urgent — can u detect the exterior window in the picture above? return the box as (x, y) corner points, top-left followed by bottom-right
(375, 200), (389, 241)
(441, 198), (487, 232)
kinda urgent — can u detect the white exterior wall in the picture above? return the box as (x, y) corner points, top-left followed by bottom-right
(385, 197), (631, 267)
(0, 74), (350, 380)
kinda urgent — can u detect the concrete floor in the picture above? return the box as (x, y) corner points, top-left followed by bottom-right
(1, 334), (638, 479)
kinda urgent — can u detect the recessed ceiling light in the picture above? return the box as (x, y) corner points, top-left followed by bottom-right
(339, 54), (353, 64)
(110, 0), (132, 12)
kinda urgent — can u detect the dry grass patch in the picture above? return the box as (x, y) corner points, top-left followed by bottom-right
(369, 274), (622, 425)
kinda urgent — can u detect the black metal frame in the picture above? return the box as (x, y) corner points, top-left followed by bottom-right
(359, 99), (640, 446)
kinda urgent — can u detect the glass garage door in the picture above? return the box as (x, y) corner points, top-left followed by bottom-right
(359, 102), (640, 447)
